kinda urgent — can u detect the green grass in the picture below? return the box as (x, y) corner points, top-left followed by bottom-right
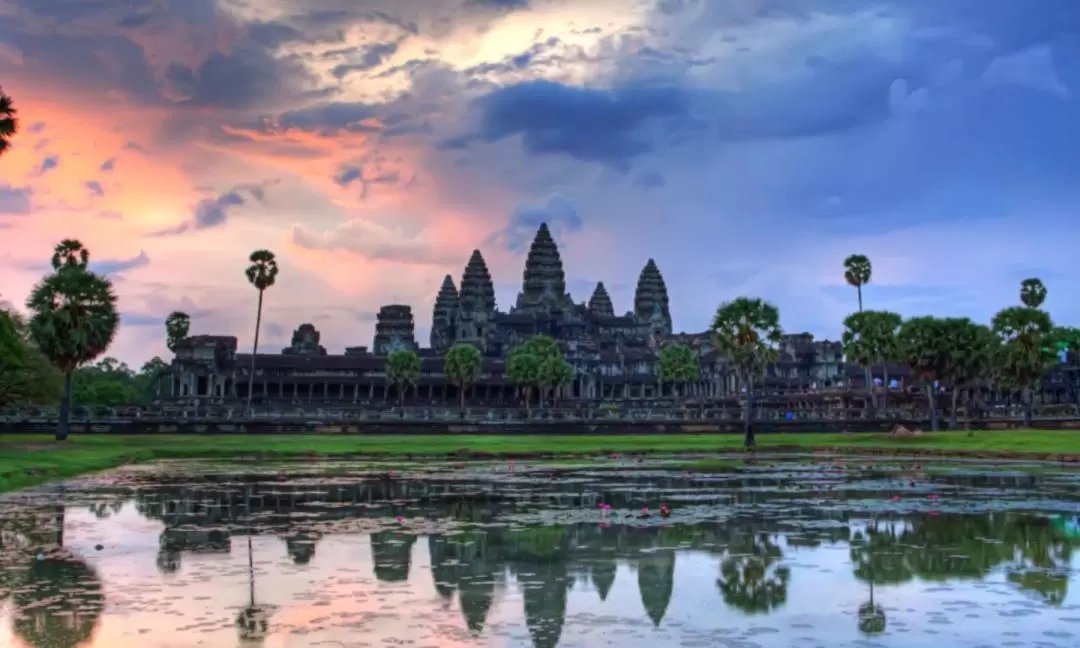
(1, 429), (1078, 493)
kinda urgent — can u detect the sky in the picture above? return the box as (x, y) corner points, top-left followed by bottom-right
(1, 0), (1079, 366)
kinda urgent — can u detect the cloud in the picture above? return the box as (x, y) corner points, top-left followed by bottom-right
(91, 250), (150, 275)
(35, 155), (59, 175)
(150, 182), (276, 236)
(290, 218), (457, 266)
(100, 158), (116, 172)
(85, 180), (104, 197)
(0, 186), (32, 215)
(486, 194), (583, 252)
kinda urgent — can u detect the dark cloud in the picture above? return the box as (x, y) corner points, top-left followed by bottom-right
(0, 186), (32, 215)
(27, 122), (45, 133)
(246, 21), (308, 49)
(277, 102), (379, 131)
(331, 42), (400, 78)
(485, 194), (583, 252)
(463, 80), (690, 167)
(91, 250), (149, 275)
(85, 181), (104, 197)
(120, 313), (162, 327)
(150, 181), (275, 236)
(164, 47), (316, 108)
(100, 158), (116, 172)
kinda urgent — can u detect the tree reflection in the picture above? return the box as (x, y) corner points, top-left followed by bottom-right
(236, 536), (274, 645)
(716, 532), (789, 615)
(370, 531), (416, 582)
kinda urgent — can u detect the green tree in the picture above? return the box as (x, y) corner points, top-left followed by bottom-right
(538, 354), (574, 406)
(1020, 278), (1047, 308)
(385, 349), (421, 404)
(1051, 326), (1080, 411)
(26, 241), (119, 440)
(71, 358), (140, 408)
(244, 249), (278, 415)
(444, 343), (482, 410)
(842, 310), (902, 410)
(13, 552), (105, 648)
(0, 87), (16, 157)
(943, 319), (998, 428)
(511, 335), (567, 408)
(655, 344), (698, 398)
(0, 306), (63, 407)
(507, 344), (541, 412)
(711, 297), (783, 447)
(992, 306), (1055, 427)
(896, 316), (954, 431)
(165, 310), (190, 352)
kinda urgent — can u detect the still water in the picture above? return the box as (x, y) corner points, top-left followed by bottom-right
(2, 456), (1080, 648)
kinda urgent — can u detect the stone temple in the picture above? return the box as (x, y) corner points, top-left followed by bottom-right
(168, 223), (849, 405)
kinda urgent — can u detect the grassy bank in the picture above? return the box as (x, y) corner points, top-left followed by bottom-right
(1, 430), (1078, 493)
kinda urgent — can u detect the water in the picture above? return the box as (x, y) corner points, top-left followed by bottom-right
(2, 455), (1080, 647)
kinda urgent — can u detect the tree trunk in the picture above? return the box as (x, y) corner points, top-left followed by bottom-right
(925, 384), (939, 431)
(882, 366), (890, 410)
(56, 370), (73, 441)
(949, 386), (960, 429)
(857, 285), (863, 312)
(459, 382), (466, 410)
(743, 377), (755, 448)
(246, 289), (264, 416)
(1023, 388), (1033, 428)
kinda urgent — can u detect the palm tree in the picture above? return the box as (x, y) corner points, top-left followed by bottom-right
(244, 250), (278, 415)
(843, 254), (872, 312)
(991, 306), (1055, 427)
(1020, 278), (1047, 308)
(711, 297), (783, 447)
(165, 311), (190, 352)
(842, 310), (902, 411)
(507, 344), (540, 413)
(896, 316), (953, 431)
(444, 343), (482, 410)
(0, 87), (17, 157)
(26, 241), (119, 440)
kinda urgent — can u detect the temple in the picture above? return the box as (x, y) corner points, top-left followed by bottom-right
(168, 222), (852, 406)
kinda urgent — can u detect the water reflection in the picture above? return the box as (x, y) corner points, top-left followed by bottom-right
(0, 459), (1078, 647)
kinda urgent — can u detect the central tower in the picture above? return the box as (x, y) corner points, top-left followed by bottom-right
(513, 223), (574, 314)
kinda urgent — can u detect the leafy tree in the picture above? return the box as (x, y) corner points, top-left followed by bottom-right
(717, 533), (790, 614)
(26, 241), (119, 440)
(1020, 278), (1047, 308)
(711, 297), (783, 447)
(507, 344), (541, 411)
(941, 319), (998, 428)
(896, 316), (954, 431)
(843, 254), (872, 312)
(655, 344), (698, 398)
(1051, 326), (1080, 410)
(842, 310), (902, 410)
(946, 319), (1002, 429)
(244, 249), (278, 415)
(538, 354), (574, 406)
(0, 86), (16, 157)
(165, 310), (190, 352)
(385, 349), (421, 404)
(0, 307), (63, 407)
(444, 343), (482, 409)
(13, 552), (105, 648)
(992, 306), (1055, 427)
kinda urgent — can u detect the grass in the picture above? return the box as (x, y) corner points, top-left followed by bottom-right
(1, 429), (1078, 493)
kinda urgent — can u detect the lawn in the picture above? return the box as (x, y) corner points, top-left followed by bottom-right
(1, 429), (1078, 493)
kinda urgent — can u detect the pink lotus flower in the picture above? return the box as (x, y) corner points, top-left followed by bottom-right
(395, 516), (404, 523)
(891, 496), (900, 503)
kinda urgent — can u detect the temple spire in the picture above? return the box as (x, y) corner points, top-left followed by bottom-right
(515, 222), (570, 312)
(634, 258), (672, 335)
(588, 281), (614, 316)
(460, 250), (496, 313)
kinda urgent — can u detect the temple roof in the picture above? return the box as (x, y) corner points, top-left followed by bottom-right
(633, 259), (671, 327)
(587, 281), (615, 316)
(517, 222), (570, 308)
(459, 250), (496, 313)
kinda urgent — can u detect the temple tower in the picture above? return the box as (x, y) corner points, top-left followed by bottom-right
(634, 259), (672, 337)
(587, 282), (614, 317)
(430, 274), (458, 352)
(514, 223), (573, 314)
(372, 305), (418, 354)
(454, 250), (497, 351)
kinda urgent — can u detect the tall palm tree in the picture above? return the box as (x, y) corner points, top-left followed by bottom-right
(843, 254), (872, 312)
(26, 241), (119, 441)
(0, 87), (17, 157)
(1020, 278), (1047, 308)
(711, 297), (784, 447)
(244, 250), (278, 415)
(843, 254), (874, 402)
(164, 311), (190, 352)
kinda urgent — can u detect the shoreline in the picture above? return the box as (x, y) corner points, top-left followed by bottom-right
(3, 430), (1079, 493)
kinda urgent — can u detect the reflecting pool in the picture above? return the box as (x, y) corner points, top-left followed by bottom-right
(2, 455), (1080, 647)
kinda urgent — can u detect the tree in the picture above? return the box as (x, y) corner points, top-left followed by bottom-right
(842, 310), (902, 411)
(1051, 326), (1080, 410)
(244, 249), (278, 415)
(507, 344), (541, 412)
(386, 349), (421, 404)
(655, 344), (698, 398)
(165, 310), (190, 352)
(0, 87), (16, 157)
(538, 354), (574, 406)
(711, 297), (783, 447)
(26, 241), (119, 440)
(896, 316), (954, 431)
(0, 306), (63, 407)
(1020, 278), (1047, 308)
(444, 343), (482, 410)
(941, 319), (998, 429)
(843, 255), (872, 312)
(992, 306), (1055, 427)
